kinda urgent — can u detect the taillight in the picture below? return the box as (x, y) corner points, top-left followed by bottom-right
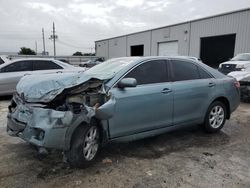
(234, 81), (240, 89)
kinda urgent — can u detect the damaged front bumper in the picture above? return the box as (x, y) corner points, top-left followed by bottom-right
(7, 94), (95, 150)
(239, 80), (250, 102)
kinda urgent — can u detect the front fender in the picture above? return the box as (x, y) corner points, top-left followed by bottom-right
(95, 95), (116, 120)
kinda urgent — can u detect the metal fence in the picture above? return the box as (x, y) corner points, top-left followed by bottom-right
(6, 55), (105, 66)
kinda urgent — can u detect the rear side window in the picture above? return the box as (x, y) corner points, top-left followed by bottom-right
(33, 60), (63, 70)
(125, 60), (168, 85)
(1, 61), (32, 72)
(198, 67), (212, 79)
(172, 60), (200, 81)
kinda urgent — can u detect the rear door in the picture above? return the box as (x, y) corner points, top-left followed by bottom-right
(108, 59), (174, 138)
(170, 59), (214, 125)
(0, 60), (32, 94)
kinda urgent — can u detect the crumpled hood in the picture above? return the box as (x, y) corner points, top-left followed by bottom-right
(16, 72), (113, 103)
(228, 71), (250, 81)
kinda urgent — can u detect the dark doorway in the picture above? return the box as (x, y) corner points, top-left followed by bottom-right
(131, 45), (144, 56)
(200, 34), (236, 68)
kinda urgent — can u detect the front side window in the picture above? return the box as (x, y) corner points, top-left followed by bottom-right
(172, 60), (200, 81)
(1, 61), (32, 72)
(33, 61), (63, 70)
(125, 60), (168, 85)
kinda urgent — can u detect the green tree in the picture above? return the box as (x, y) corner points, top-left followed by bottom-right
(18, 47), (36, 55)
(73, 51), (83, 56)
(83, 53), (95, 56)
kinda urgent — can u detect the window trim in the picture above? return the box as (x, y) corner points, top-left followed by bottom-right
(111, 59), (171, 89)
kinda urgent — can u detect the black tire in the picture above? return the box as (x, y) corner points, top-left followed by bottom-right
(65, 124), (100, 168)
(203, 101), (227, 133)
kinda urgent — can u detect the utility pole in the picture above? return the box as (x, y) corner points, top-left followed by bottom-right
(42, 28), (46, 55)
(49, 22), (58, 57)
(35, 41), (37, 54)
(52, 22), (56, 57)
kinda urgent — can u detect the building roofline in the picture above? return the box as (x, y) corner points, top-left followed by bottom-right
(95, 7), (250, 42)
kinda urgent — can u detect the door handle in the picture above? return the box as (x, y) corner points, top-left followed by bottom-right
(24, 73), (31, 76)
(208, 82), (216, 87)
(161, 88), (172, 94)
(56, 71), (63, 73)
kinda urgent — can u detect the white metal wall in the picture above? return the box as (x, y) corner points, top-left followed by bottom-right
(96, 9), (250, 60)
(127, 31), (151, 56)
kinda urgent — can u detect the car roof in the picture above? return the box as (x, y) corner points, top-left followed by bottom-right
(117, 56), (199, 62)
(0, 58), (74, 69)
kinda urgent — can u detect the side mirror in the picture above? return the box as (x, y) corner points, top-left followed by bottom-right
(117, 78), (137, 89)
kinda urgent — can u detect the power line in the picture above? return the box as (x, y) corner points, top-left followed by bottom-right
(57, 40), (93, 49)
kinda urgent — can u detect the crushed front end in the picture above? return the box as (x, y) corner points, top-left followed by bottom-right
(6, 78), (108, 151)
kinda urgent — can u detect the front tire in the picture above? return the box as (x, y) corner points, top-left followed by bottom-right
(65, 124), (100, 168)
(204, 101), (226, 133)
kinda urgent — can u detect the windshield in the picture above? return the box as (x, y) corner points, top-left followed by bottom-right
(85, 57), (138, 76)
(232, 54), (250, 61)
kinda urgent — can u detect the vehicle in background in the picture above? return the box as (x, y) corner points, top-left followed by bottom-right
(58, 59), (70, 64)
(228, 71), (250, 102)
(218, 53), (250, 74)
(0, 55), (11, 65)
(0, 58), (84, 96)
(79, 57), (104, 68)
(186, 56), (203, 63)
(7, 56), (240, 167)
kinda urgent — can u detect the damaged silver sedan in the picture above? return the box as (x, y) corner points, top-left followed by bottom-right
(7, 57), (240, 167)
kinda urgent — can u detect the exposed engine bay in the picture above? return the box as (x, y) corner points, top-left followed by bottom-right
(44, 79), (108, 114)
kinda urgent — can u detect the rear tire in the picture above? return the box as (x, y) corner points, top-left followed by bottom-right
(204, 101), (226, 133)
(65, 124), (100, 168)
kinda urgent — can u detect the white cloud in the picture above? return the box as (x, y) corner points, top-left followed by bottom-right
(26, 2), (63, 13)
(122, 21), (146, 27)
(116, 0), (144, 8)
(81, 17), (110, 26)
(68, 3), (114, 16)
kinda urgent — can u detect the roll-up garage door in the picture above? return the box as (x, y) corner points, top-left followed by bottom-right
(158, 41), (178, 56)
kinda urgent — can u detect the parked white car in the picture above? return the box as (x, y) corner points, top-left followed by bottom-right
(218, 53), (250, 74)
(0, 58), (85, 96)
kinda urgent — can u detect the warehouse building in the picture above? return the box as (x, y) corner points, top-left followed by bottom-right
(95, 8), (250, 68)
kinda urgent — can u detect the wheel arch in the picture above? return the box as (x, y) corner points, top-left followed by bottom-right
(211, 96), (231, 119)
(64, 118), (107, 151)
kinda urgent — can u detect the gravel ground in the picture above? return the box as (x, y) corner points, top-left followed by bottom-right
(0, 98), (250, 188)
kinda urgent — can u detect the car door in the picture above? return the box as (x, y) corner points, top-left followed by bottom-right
(108, 60), (174, 138)
(0, 60), (32, 95)
(32, 60), (63, 75)
(170, 59), (214, 125)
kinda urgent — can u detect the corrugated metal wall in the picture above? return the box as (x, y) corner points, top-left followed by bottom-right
(96, 9), (250, 60)
(189, 9), (250, 57)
